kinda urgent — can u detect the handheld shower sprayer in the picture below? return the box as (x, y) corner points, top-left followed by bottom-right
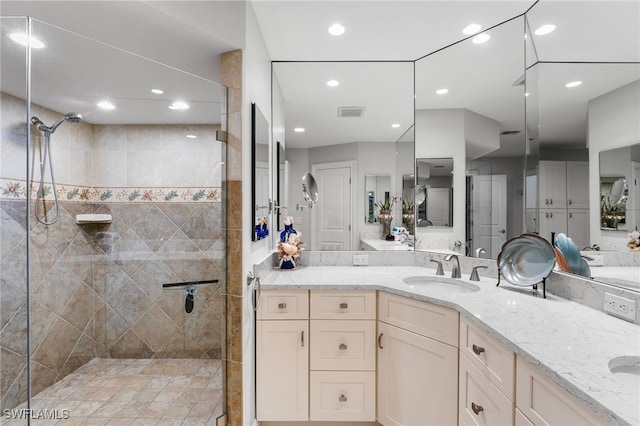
(31, 112), (84, 225)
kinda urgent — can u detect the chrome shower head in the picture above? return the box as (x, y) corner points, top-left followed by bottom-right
(32, 112), (84, 134)
(64, 112), (83, 123)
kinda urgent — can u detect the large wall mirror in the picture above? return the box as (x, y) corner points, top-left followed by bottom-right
(415, 16), (526, 257)
(525, 1), (640, 292)
(272, 61), (414, 250)
(252, 102), (270, 241)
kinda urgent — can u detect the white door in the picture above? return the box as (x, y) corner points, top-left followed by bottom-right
(473, 175), (507, 258)
(426, 187), (450, 226)
(312, 162), (353, 250)
(377, 322), (458, 426)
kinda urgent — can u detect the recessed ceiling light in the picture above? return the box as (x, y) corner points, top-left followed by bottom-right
(328, 23), (345, 36)
(97, 101), (115, 110)
(534, 24), (556, 36)
(472, 33), (490, 44)
(294, 127), (305, 133)
(525, 92), (530, 97)
(327, 80), (340, 87)
(436, 88), (449, 95)
(151, 88), (164, 95)
(186, 134), (197, 139)
(9, 32), (45, 49)
(169, 101), (190, 110)
(565, 81), (582, 88)
(462, 24), (481, 35)
(391, 123), (400, 128)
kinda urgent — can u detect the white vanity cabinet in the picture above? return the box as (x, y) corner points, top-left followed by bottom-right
(538, 160), (589, 245)
(516, 358), (606, 426)
(256, 290), (309, 421)
(309, 290), (377, 421)
(459, 317), (515, 426)
(377, 292), (459, 426)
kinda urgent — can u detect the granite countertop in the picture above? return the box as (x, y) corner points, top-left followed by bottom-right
(261, 265), (640, 426)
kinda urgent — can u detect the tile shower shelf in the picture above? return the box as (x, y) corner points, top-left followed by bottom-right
(75, 214), (112, 224)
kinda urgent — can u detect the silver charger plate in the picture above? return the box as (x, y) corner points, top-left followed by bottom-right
(498, 233), (556, 286)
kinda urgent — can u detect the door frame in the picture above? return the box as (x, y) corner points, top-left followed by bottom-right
(311, 160), (356, 250)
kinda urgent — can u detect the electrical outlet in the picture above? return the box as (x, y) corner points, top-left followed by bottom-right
(353, 253), (369, 266)
(603, 293), (636, 322)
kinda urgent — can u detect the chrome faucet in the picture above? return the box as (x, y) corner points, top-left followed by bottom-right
(443, 254), (461, 279)
(399, 233), (414, 247)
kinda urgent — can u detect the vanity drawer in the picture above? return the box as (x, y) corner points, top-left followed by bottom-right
(310, 371), (376, 421)
(379, 292), (459, 347)
(460, 316), (515, 400)
(459, 352), (513, 426)
(310, 290), (376, 319)
(516, 357), (605, 426)
(310, 320), (376, 370)
(257, 290), (309, 320)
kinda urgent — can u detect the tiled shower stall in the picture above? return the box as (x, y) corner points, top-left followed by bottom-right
(1, 17), (228, 420)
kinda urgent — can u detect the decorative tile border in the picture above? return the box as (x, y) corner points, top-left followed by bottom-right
(1, 178), (221, 203)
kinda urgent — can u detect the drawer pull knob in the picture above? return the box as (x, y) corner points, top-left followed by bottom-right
(277, 302), (287, 309)
(471, 402), (484, 415)
(378, 333), (384, 349)
(339, 302), (348, 309)
(339, 394), (347, 402)
(472, 344), (485, 355)
(339, 343), (348, 350)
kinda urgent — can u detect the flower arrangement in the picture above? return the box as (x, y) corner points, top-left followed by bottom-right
(375, 195), (397, 212)
(401, 196), (414, 213)
(278, 216), (303, 269)
(601, 193), (626, 229)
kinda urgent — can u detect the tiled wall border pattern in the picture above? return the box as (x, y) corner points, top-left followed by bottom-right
(1, 178), (222, 203)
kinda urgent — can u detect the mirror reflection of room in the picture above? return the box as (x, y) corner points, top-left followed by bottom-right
(599, 144), (639, 232)
(365, 174), (391, 223)
(414, 158), (453, 227)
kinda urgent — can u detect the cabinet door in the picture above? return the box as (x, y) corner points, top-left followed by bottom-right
(256, 320), (308, 421)
(538, 210), (568, 243)
(377, 322), (458, 426)
(567, 209), (589, 248)
(516, 358), (605, 425)
(565, 161), (589, 209)
(539, 161), (567, 208)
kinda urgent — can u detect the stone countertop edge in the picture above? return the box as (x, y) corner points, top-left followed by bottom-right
(260, 265), (640, 426)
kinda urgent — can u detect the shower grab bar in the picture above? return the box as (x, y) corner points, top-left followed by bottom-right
(162, 279), (218, 289)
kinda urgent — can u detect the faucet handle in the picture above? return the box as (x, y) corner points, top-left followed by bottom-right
(470, 266), (488, 281)
(430, 259), (444, 276)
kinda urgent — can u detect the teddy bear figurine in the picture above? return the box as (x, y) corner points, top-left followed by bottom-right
(627, 230), (640, 250)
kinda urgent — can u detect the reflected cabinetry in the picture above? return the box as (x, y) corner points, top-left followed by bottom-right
(538, 160), (589, 247)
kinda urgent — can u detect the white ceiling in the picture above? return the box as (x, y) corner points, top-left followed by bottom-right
(1, 1), (639, 152)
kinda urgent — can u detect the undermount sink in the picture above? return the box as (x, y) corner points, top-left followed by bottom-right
(402, 276), (480, 294)
(608, 356), (640, 393)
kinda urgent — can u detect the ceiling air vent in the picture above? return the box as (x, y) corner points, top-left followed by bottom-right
(338, 106), (366, 118)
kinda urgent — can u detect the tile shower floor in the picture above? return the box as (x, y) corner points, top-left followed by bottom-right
(6, 358), (224, 425)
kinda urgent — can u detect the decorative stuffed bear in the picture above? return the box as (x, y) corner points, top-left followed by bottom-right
(628, 230), (640, 250)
